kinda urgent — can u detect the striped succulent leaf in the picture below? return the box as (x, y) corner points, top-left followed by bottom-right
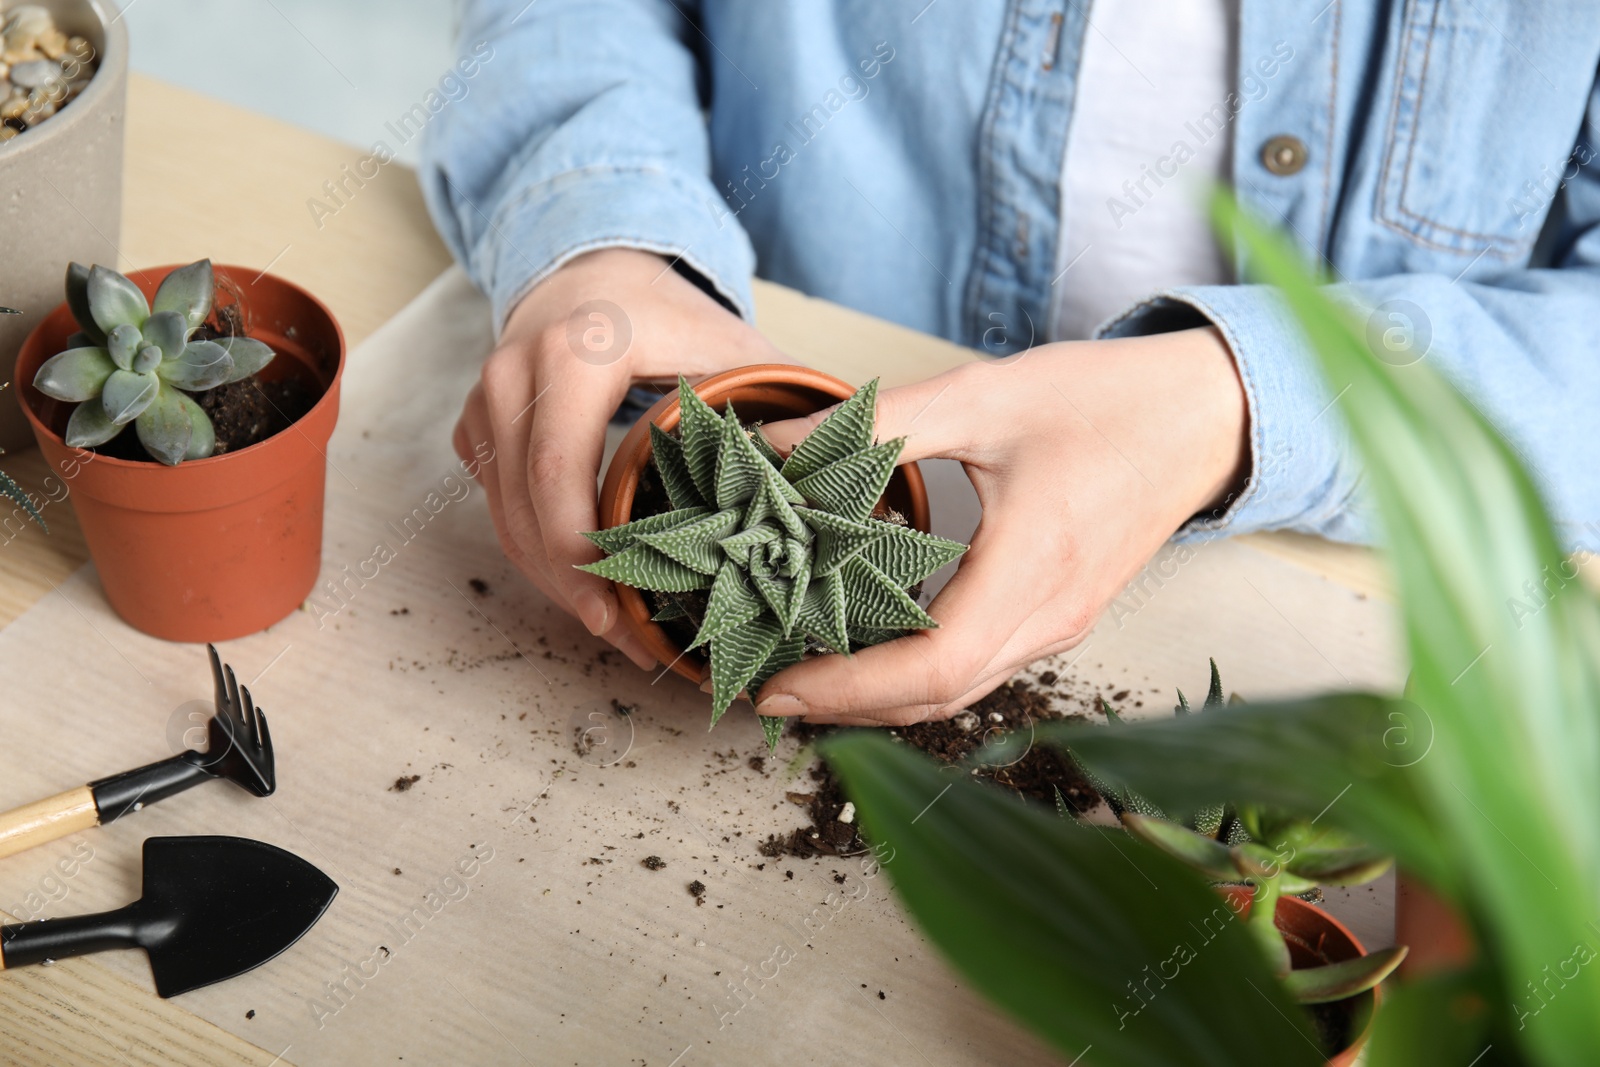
(580, 376), (967, 748)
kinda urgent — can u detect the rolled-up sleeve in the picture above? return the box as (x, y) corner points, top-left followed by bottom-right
(419, 0), (756, 331)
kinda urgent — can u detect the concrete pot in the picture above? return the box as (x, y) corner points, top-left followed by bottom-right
(0, 0), (127, 452)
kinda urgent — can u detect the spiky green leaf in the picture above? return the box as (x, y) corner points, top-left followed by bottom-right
(674, 375), (723, 502)
(581, 506), (711, 554)
(577, 543), (714, 592)
(781, 377), (878, 482)
(0, 471), (44, 530)
(742, 468), (807, 538)
(750, 426), (784, 468)
(796, 507), (887, 576)
(692, 562), (765, 648)
(637, 507), (741, 575)
(857, 521), (967, 585)
(715, 401), (770, 509)
(708, 616), (784, 725)
(840, 556), (937, 630)
(792, 437), (904, 522)
(796, 570), (851, 654)
(649, 422), (704, 509)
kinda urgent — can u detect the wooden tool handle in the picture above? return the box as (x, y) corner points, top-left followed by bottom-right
(0, 787), (99, 861)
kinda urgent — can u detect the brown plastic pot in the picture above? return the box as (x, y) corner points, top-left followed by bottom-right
(1394, 871), (1475, 979)
(597, 365), (932, 684)
(16, 264), (344, 642)
(1217, 887), (1381, 1066)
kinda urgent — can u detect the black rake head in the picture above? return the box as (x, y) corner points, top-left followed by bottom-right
(185, 644), (276, 797)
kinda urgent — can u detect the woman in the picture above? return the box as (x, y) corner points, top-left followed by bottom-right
(420, 0), (1600, 726)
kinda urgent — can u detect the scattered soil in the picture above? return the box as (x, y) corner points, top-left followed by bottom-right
(759, 679), (1099, 860)
(390, 774), (421, 793)
(688, 879), (707, 905)
(245, 1010), (255, 1020)
(641, 855), (667, 871)
(468, 578), (490, 596)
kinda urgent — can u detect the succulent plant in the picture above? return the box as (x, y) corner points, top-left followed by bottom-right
(580, 377), (967, 748)
(1074, 660), (1403, 1003)
(0, 466), (43, 530)
(30, 261), (275, 465)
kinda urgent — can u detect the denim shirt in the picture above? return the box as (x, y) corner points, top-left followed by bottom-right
(420, 0), (1600, 550)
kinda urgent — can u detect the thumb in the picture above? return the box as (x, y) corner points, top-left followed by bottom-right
(763, 367), (978, 463)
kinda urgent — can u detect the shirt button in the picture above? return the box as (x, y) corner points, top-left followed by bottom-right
(1261, 135), (1308, 175)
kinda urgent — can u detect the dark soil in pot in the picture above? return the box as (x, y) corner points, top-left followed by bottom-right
(85, 306), (320, 462)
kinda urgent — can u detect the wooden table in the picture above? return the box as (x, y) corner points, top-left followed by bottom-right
(0, 76), (1393, 1066)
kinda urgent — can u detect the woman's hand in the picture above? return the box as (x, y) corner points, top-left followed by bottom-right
(753, 328), (1250, 726)
(453, 248), (788, 669)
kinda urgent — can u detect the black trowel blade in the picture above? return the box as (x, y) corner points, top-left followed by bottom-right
(139, 836), (338, 997)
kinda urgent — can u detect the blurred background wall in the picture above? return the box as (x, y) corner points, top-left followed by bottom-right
(122, 0), (460, 165)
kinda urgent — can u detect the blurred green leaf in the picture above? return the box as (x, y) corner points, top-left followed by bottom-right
(1218, 197), (1600, 1066)
(1284, 947), (1407, 1004)
(821, 732), (1322, 1067)
(1365, 967), (1501, 1066)
(1044, 694), (1451, 890)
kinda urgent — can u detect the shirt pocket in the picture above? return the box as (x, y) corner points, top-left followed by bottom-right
(1375, 0), (1596, 261)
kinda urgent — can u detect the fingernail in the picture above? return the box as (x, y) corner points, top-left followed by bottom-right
(802, 716), (840, 726)
(756, 694), (808, 718)
(575, 589), (611, 636)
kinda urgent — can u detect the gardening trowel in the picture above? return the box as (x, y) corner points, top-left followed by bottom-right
(0, 645), (275, 860)
(0, 835), (337, 997)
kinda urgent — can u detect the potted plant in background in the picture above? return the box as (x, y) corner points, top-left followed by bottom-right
(15, 259), (345, 641)
(820, 197), (1600, 1067)
(587, 368), (965, 747)
(0, 0), (127, 452)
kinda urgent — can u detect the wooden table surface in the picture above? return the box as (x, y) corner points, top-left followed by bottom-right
(0, 75), (1392, 1067)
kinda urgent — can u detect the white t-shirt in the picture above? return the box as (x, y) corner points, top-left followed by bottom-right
(1051, 0), (1238, 342)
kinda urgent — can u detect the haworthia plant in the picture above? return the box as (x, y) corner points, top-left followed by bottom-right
(31, 261), (276, 465)
(580, 377), (967, 748)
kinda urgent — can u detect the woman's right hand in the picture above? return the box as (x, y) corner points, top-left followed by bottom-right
(453, 248), (789, 669)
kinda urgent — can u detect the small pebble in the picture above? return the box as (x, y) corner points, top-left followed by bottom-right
(952, 711), (978, 733)
(837, 802), (856, 825)
(987, 711), (1004, 724)
(8, 58), (60, 90)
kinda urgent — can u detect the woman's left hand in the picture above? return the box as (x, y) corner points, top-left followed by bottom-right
(752, 327), (1250, 726)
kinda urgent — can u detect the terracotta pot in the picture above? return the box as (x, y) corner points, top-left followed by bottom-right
(1394, 871), (1475, 978)
(16, 264), (344, 642)
(1217, 887), (1380, 1067)
(1, 0), (128, 453)
(597, 365), (932, 683)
